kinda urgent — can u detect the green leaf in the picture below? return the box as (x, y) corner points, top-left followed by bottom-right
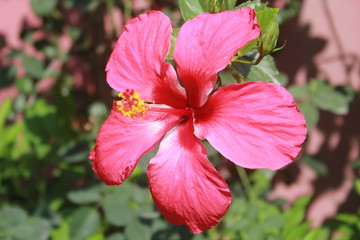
(304, 227), (330, 240)
(237, 39), (258, 57)
(26, 217), (52, 240)
(302, 155), (328, 176)
(179, 0), (208, 21)
(130, 185), (150, 204)
(261, 214), (284, 229)
(88, 231), (105, 240)
(0, 98), (12, 133)
(23, 55), (45, 79)
(125, 219), (151, 240)
(355, 179), (360, 195)
(0, 122), (26, 158)
(284, 195), (312, 236)
(51, 220), (70, 240)
(335, 212), (360, 225)
(310, 79), (353, 115)
(225, 0), (237, 10)
(16, 77), (34, 94)
(237, 0), (268, 12)
(244, 202), (259, 222)
(256, 8), (279, 32)
(31, 0), (57, 16)
(12, 218), (51, 240)
(166, 28), (179, 61)
(193, 233), (209, 240)
(288, 85), (310, 100)
(107, 233), (125, 240)
(69, 207), (100, 240)
(250, 170), (274, 197)
(0, 207), (28, 229)
(298, 102), (319, 130)
(247, 225), (265, 240)
(277, 0), (301, 24)
(67, 186), (101, 204)
(285, 222), (311, 240)
(236, 55), (284, 85)
(101, 193), (134, 226)
(335, 85), (356, 102)
(14, 94), (26, 112)
(0, 209), (51, 240)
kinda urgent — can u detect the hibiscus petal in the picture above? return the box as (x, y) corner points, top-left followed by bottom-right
(90, 103), (187, 185)
(174, 7), (260, 108)
(106, 11), (186, 108)
(194, 82), (307, 170)
(147, 120), (231, 234)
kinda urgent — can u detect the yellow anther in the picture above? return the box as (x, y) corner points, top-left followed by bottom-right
(116, 89), (150, 119)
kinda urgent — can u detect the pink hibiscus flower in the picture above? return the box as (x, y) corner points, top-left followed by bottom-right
(90, 7), (307, 233)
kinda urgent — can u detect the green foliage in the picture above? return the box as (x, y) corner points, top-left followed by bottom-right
(101, 191), (135, 226)
(237, 38), (258, 57)
(15, 78), (34, 94)
(297, 102), (319, 130)
(0, 99), (12, 133)
(125, 219), (152, 240)
(277, 0), (301, 23)
(310, 79), (355, 115)
(69, 207), (101, 240)
(215, 172), (329, 240)
(166, 28), (179, 61)
(179, 0), (250, 21)
(235, 55), (287, 86)
(179, 0), (209, 21)
(304, 228), (330, 240)
(0, 206), (52, 240)
(330, 211), (360, 240)
(237, 0), (268, 11)
(0, 66), (16, 87)
(301, 155), (328, 176)
(257, 8), (279, 31)
(288, 78), (356, 130)
(22, 55), (45, 79)
(31, 0), (57, 16)
(223, 0), (237, 10)
(67, 186), (102, 204)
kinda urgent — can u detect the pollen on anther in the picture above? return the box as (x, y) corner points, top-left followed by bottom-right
(116, 89), (150, 119)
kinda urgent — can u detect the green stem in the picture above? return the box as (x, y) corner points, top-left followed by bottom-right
(232, 54), (264, 66)
(235, 165), (253, 200)
(227, 64), (245, 83)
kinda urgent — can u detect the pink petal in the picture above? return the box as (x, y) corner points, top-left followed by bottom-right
(90, 103), (187, 185)
(194, 82), (307, 170)
(106, 11), (186, 108)
(147, 120), (231, 234)
(174, 7), (260, 108)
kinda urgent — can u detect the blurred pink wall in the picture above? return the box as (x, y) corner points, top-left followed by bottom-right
(0, 0), (41, 48)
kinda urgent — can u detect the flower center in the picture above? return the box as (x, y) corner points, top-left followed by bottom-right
(116, 89), (150, 119)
